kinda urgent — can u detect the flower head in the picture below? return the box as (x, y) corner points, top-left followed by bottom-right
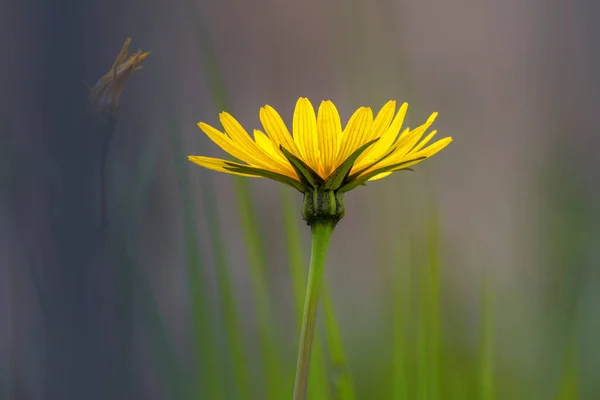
(89, 38), (151, 113)
(189, 98), (452, 225)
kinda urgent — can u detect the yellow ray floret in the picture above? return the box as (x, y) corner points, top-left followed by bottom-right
(189, 98), (452, 192)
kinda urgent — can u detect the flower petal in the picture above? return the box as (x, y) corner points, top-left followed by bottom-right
(188, 155), (262, 177)
(374, 112), (438, 170)
(411, 137), (453, 159)
(355, 100), (397, 166)
(335, 107), (373, 168)
(259, 105), (301, 157)
(293, 98), (320, 171)
(410, 130), (437, 153)
(219, 112), (273, 164)
(367, 136), (453, 180)
(356, 102), (408, 168)
(218, 112), (297, 177)
(254, 129), (283, 160)
(366, 171), (392, 181)
(197, 122), (257, 165)
(317, 100), (342, 177)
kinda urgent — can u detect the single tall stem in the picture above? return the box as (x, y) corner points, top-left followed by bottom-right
(293, 222), (335, 400)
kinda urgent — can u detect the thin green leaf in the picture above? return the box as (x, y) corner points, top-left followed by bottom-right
(338, 157), (425, 193)
(224, 163), (309, 193)
(280, 146), (324, 188)
(344, 145), (398, 182)
(323, 138), (378, 190)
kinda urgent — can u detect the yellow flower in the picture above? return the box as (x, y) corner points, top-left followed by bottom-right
(189, 98), (452, 194)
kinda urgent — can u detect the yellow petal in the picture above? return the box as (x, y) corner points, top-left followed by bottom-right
(293, 97), (319, 171)
(219, 112), (273, 165)
(410, 130), (438, 153)
(411, 137), (453, 159)
(259, 105), (301, 157)
(188, 155), (263, 178)
(362, 155), (424, 181)
(218, 112), (297, 177)
(365, 137), (453, 180)
(335, 107), (373, 167)
(252, 129), (298, 178)
(198, 122), (256, 165)
(352, 111), (438, 176)
(366, 171), (392, 181)
(368, 100), (396, 141)
(317, 100), (342, 177)
(254, 129), (281, 159)
(198, 120), (291, 177)
(355, 100), (397, 166)
(350, 127), (409, 175)
(386, 112), (438, 163)
(367, 102), (408, 159)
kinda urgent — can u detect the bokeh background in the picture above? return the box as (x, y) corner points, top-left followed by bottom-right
(2, 0), (600, 398)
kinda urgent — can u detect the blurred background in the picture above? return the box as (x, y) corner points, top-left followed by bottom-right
(2, 0), (600, 398)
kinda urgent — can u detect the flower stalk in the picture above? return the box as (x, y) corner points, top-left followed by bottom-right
(88, 38), (150, 227)
(293, 221), (335, 400)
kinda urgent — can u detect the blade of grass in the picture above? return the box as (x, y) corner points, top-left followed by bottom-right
(322, 288), (356, 400)
(417, 211), (442, 400)
(119, 240), (191, 400)
(281, 188), (307, 320)
(426, 212), (442, 400)
(110, 130), (190, 399)
(555, 334), (579, 400)
(392, 238), (411, 400)
(184, 10), (284, 397)
(200, 174), (251, 399)
(235, 179), (284, 399)
(170, 118), (221, 399)
(478, 275), (495, 400)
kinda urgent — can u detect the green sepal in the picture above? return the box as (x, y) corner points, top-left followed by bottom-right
(344, 145), (398, 182)
(322, 138), (378, 190)
(224, 163), (309, 192)
(279, 146), (324, 188)
(338, 156), (425, 193)
(302, 189), (345, 226)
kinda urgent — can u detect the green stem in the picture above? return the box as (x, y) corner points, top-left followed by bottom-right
(293, 222), (335, 400)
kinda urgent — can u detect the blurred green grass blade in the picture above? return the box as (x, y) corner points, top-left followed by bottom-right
(281, 187), (331, 400)
(129, 251), (192, 400)
(170, 118), (221, 399)
(309, 336), (331, 400)
(417, 212), (442, 400)
(200, 176), (251, 399)
(234, 179), (284, 399)
(281, 188), (306, 320)
(555, 331), (579, 400)
(392, 239), (411, 400)
(111, 137), (190, 399)
(322, 289), (356, 400)
(184, 6), (285, 397)
(478, 276), (495, 400)
(426, 213), (442, 400)
(417, 251), (429, 400)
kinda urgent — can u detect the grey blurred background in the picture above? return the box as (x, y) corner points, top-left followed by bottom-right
(2, 0), (600, 398)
